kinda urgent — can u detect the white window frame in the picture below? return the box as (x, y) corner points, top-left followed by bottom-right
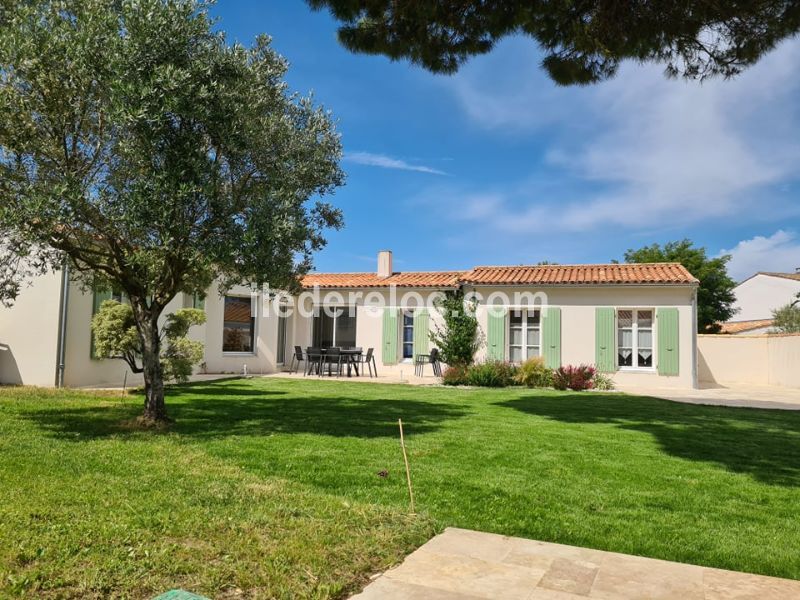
(507, 309), (541, 363)
(401, 309), (415, 361)
(617, 308), (655, 371)
(222, 295), (258, 356)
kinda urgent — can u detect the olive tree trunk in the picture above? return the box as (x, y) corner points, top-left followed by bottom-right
(133, 302), (168, 422)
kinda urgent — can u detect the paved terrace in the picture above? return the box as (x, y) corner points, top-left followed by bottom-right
(352, 528), (800, 599)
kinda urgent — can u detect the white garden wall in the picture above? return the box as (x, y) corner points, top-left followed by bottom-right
(698, 334), (800, 388)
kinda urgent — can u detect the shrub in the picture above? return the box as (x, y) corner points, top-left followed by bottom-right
(772, 299), (800, 333)
(430, 290), (482, 366)
(465, 361), (517, 387)
(592, 371), (615, 391)
(514, 357), (553, 388)
(442, 365), (470, 386)
(552, 364), (596, 391)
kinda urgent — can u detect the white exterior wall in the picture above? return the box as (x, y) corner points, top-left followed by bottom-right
(732, 274), (800, 321)
(470, 285), (697, 389)
(63, 282), (201, 388)
(0, 270), (61, 386)
(202, 282), (279, 375)
(290, 289), (447, 366)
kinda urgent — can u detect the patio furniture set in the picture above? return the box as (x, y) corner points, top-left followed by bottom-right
(287, 346), (443, 378)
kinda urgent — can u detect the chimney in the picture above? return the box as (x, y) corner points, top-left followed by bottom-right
(377, 250), (393, 278)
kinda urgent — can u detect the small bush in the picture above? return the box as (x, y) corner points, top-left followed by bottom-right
(592, 371), (615, 391)
(465, 361), (517, 387)
(442, 365), (469, 386)
(514, 357), (553, 388)
(552, 364), (596, 391)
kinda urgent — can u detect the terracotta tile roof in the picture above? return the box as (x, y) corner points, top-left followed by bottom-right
(758, 272), (800, 282)
(719, 319), (774, 334)
(301, 263), (697, 288)
(301, 271), (465, 289)
(460, 263), (698, 285)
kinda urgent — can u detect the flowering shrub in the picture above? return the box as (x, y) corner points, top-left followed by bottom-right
(442, 365), (470, 386)
(592, 372), (615, 390)
(552, 364), (596, 391)
(466, 361), (517, 387)
(514, 357), (553, 388)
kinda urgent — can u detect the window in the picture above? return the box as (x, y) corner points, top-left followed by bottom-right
(192, 293), (205, 310)
(312, 307), (357, 348)
(276, 313), (288, 364)
(223, 296), (255, 353)
(617, 309), (653, 368)
(402, 311), (414, 359)
(508, 309), (540, 362)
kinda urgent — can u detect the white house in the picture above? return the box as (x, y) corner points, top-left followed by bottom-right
(723, 271), (800, 334)
(0, 251), (699, 389)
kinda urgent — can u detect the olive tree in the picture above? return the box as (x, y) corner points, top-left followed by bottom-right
(0, 0), (343, 422)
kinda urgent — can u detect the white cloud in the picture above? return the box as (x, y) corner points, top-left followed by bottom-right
(344, 151), (447, 175)
(437, 36), (800, 233)
(720, 231), (800, 281)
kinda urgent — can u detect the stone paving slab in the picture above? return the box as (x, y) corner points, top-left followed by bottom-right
(351, 528), (800, 599)
(617, 383), (800, 410)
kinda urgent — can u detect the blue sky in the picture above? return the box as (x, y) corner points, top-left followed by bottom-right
(212, 1), (800, 280)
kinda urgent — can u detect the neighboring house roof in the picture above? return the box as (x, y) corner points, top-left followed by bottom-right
(757, 271), (800, 282)
(718, 319), (774, 334)
(301, 263), (697, 288)
(736, 271), (800, 285)
(460, 263), (698, 285)
(301, 271), (465, 289)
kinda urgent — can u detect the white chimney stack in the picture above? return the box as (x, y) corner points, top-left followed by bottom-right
(377, 250), (393, 278)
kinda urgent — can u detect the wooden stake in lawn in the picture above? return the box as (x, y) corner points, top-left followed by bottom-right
(398, 418), (415, 513)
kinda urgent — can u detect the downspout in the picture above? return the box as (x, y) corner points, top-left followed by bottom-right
(691, 286), (698, 389)
(54, 260), (70, 387)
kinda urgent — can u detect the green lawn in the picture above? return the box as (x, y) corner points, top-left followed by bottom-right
(2, 378), (800, 598)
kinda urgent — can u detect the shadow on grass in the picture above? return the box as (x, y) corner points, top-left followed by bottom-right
(499, 393), (800, 487)
(24, 383), (468, 441)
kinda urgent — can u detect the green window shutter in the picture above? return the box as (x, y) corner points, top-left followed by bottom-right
(657, 307), (680, 376)
(382, 308), (399, 365)
(595, 307), (616, 373)
(486, 307), (506, 361)
(413, 308), (429, 358)
(90, 286), (113, 359)
(542, 307), (561, 369)
(193, 293), (205, 310)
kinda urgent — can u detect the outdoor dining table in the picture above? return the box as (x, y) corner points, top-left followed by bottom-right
(312, 347), (363, 377)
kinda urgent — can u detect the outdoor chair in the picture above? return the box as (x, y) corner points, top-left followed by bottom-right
(414, 353), (428, 376)
(429, 348), (443, 377)
(324, 347), (343, 376)
(288, 346), (304, 374)
(357, 347), (377, 378)
(305, 347), (323, 376)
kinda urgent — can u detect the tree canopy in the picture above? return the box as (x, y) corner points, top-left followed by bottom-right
(0, 0), (344, 421)
(623, 240), (737, 332)
(307, 0), (800, 85)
